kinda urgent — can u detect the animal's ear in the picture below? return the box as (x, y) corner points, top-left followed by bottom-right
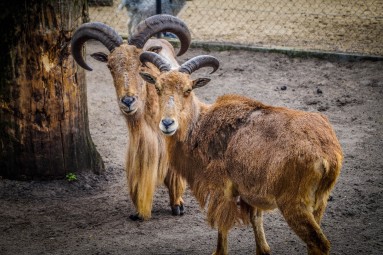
(147, 46), (163, 54)
(139, 72), (157, 84)
(192, 78), (211, 89)
(90, 52), (108, 62)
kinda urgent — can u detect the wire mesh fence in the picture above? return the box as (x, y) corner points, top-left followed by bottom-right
(89, 0), (383, 56)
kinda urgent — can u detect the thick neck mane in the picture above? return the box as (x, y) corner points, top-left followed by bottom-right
(167, 93), (269, 186)
(124, 86), (161, 135)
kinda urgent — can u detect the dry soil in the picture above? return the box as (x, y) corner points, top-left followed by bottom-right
(0, 41), (382, 254)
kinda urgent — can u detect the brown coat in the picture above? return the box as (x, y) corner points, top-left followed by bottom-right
(141, 68), (343, 254)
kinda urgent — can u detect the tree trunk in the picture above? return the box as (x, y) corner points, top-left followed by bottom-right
(0, 0), (104, 180)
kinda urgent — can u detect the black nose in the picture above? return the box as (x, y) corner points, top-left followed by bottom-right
(161, 118), (174, 128)
(121, 96), (136, 107)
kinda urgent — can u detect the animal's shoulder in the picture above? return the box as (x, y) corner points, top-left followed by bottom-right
(189, 94), (267, 157)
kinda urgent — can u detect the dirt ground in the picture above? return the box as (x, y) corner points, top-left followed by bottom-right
(1, 41), (383, 254)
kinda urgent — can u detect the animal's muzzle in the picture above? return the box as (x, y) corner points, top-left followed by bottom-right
(119, 95), (138, 115)
(121, 96), (136, 108)
(159, 118), (178, 136)
(161, 118), (175, 129)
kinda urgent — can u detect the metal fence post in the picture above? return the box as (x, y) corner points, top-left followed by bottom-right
(156, 0), (162, 38)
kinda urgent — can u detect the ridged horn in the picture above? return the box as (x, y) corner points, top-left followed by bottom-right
(178, 55), (220, 74)
(139, 52), (171, 72)
(71, 22), (123, 71)
(128, 14), (191, 56)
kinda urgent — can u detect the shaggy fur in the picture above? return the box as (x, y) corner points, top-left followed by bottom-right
(143, 70), (343, 254)
(97, 42), (186, 220)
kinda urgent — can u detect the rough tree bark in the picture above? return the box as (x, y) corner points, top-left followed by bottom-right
(0, 0), (104, 179)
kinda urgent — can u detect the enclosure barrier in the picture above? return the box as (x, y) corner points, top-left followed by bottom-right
(89, 0), (383, 57)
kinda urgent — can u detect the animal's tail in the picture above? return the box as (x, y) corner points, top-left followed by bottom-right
(313, 151), (343, 221)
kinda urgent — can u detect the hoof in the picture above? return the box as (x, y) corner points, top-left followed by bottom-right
(171, 205), (181, 216)
(129, 213), (144, 222)
(171, 203), (185, 216)
(179, 203), (185, 215)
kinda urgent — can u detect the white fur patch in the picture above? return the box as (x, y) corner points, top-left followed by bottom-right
(166, 96), (175, 108)
(124, 72), (129, 89)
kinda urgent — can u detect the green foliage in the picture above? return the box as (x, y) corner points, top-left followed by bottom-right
(66, 172), (77, 182)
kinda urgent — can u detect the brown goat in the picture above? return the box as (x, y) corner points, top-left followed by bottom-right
(71, 15), (190, 220)
(139, 52), (343, 254)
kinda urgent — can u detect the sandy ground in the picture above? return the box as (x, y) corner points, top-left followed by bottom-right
(0, 41), (382, 254)
(89, 0), (383, 56)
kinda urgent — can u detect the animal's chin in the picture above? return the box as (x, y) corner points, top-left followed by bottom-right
(121, 108), (138, 115)
(162, 129), (177, 136)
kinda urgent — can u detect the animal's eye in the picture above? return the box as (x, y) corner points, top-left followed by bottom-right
(184, 89), (192, 96)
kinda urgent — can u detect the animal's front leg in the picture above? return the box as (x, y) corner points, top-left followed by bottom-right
(250, 207), (271, 255)
(129, 213), (144, 222)
(126, 141), (158, 221)
(164, 168), (186, 216)
(212, 229), (228, 255)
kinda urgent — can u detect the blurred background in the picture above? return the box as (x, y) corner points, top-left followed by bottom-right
(88, 0), (383, 56)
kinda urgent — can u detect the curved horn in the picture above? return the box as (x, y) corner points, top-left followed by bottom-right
(71, 22), (123, 71)
(128, 14), (191, 56)
(140, 52), (171, 73)
(179, 55), (220, 75)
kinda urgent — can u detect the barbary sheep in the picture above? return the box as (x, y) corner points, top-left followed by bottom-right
(139, 52), (343, 254)
(118, 0), (186, 36)
(71, 15), (190, 220)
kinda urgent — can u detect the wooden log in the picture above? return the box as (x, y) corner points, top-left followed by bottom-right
(0, 0), (104, 179)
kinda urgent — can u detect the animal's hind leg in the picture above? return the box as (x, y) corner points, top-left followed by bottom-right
(250, 207), (270, 255)
(164, 168), (186, 216)
(278, 201), (330, 255)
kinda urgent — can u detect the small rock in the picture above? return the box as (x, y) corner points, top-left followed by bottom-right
(83, 184), (92, 190)
(317, 104), (329, 112)
(316, 88), (323, 94)
(304, 98), (320, 105)
(280, 85), (287, 90)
